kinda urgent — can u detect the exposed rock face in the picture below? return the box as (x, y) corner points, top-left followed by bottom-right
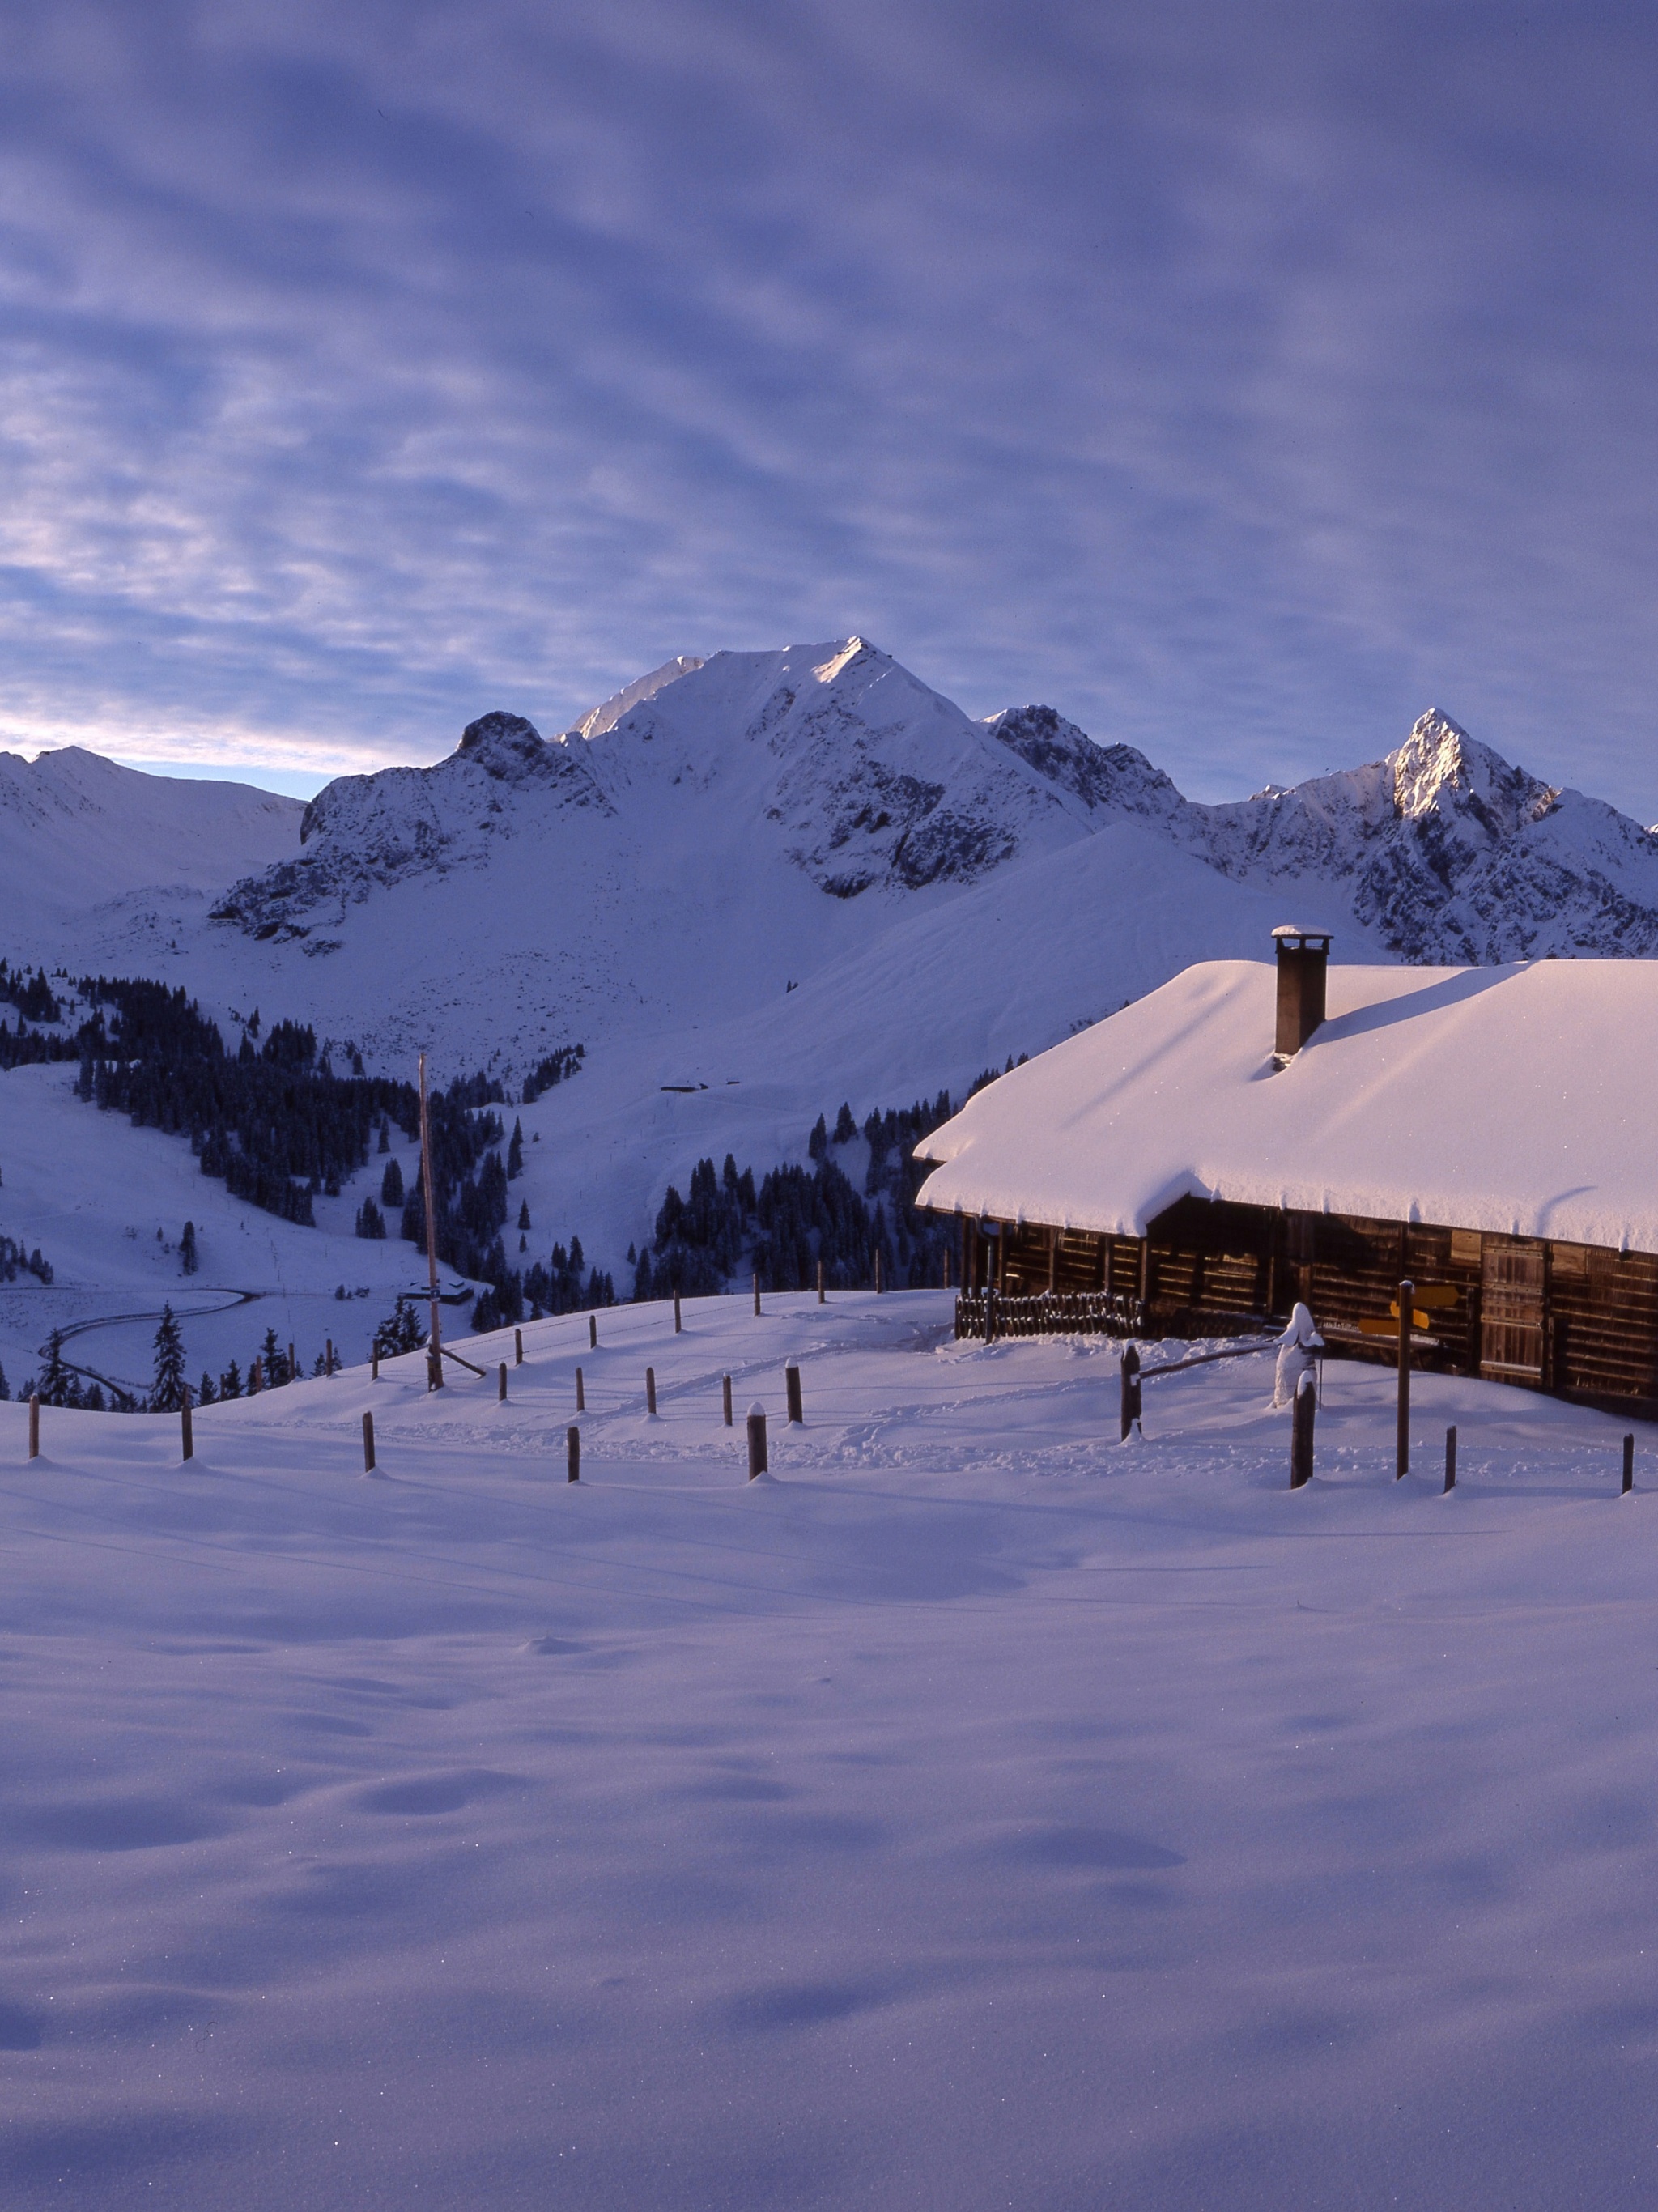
(208, 647), (1658, 966)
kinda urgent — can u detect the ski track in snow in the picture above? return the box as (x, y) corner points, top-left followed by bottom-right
(1, 1289), (1656, 2207)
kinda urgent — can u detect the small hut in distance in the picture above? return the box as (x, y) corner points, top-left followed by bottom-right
(914, 930), (1658, 1416)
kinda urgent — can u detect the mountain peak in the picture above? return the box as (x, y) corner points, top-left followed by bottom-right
(1393, 706), (1558, 837)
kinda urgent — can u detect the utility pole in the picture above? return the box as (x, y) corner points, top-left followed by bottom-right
(419, 1051), (444, 1390)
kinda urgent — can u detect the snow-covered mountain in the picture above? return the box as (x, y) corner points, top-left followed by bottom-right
(7, 640), (1658, 1313)
(0, 746), (302, 928)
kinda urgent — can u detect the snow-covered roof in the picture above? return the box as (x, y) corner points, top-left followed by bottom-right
(916, 959), (1658, 1253)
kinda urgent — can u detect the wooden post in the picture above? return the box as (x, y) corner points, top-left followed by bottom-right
(785, 1364), (803, 1426)
(589, 1313), (597, 1351)
(942, 1247), (950, 1290)
(1444, 1424), (1456, 1493)
(1119, 1346), (1141, 1441)
(514, 1327), (523, 1367)
(645, 1367), (657, 1417)
(674, 1290), (682, 1334)
(372, 1349), (380, 1382)
(1290, 1370), (1314, 1488)
(817, 1259), (825, 1304)
(753, 1271), (761, 1317)
(1397, 1278), (1413, 1478)
(28, 1393), (40, 1460)
(986, 1286), (997, 1343)
(1624, 1433), (1635, 1495)
(181, 1393), (193, 1462)
(576, 1366), (585, 1412)
(362, 1411), (376, 1474)
(746, 1403), (767, 1479)
(288, 1342), (297, 1385)
(1047, 1227), (1057, 1295)
(722, 1373), (733, 1427)
(567, 1425), (580, 1482)
(874, 1247), (883, 1294)
(325, 1338), (335, 1376)
(498, 1362), (508, 1402)
(419, 1049), (444, 1390)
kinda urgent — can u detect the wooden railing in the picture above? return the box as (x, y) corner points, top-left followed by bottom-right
(954, 1291), (1280, 1344)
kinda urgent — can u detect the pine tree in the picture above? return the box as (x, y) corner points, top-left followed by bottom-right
(508, 1118), (525, 1179)
(0, 1358), (7, 1401)
(180, 1220), (199, 1274)
(378, 1119), (391, 1153)
(356, 1197), (386, 1239)
(834, 1101), (857, 1145)
(219, 1359), (243, 1400)
(808, 1112), (828, 1161)
(151, 1304), (188, 1411)
(198, 1370), (218, 1406)
(259, 1327), (288, 1386)
(517, 1199), (530, 1231)
(39, 1330), (79, 1407)
(381, 1157), (404, 1208)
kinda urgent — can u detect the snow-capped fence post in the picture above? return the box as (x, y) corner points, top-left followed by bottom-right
(722, 1374), (733, 1426)
(785, 1364), (803, 1426)
(1290, 1370), (1314, 1488)
(1444, 1426), (1456, 1493)
(514, 1328), (523, 1366)
(589, 1314), (597, 1351)
(1119, 1346), (1141, 1441)
(498, 1362), (508, 1402)
(818, 1260), (825, 1304)
(362, 1411), (376, 1474)
(674, 1291), (682, 1334)
(646, 1367), (657, 1418)
(576, 1367), (585, 1412)
(181, 1393), (193, 1462)
(746, 1403), (767, 1479)
(1624, 1434), (1635, 1495)
(753, 1272), (761, 1317)
(28, 1393), (40, 1460)
(1396, 1279), (1413, 1478)
(567, 1426), (580, 1482)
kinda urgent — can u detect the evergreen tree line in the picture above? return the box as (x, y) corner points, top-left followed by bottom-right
(0, 1234), (53, 1286)
(636, 1089), (963, 1300)
(0, 962), (63, 1022)
(521, 1044), (585, 1102)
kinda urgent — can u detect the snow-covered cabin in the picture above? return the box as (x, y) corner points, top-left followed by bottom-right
(915, 932), (1658, 1413)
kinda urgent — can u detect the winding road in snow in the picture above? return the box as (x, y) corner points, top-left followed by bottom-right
(43, 1287), (267, 1398)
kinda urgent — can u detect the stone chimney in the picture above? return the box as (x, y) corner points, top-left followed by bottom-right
(1273, 925), (1331, 1062)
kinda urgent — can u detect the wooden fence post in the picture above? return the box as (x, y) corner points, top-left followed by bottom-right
(753, 1272), (761, 1317)
(372, 1349), (380, 1381)
(498, 1362), (508, 1402)
(746, 1403), (767, 1479)
(514, 1327), (523, 1366)
(722, 1373), (733, 1427)
(288, 1342), (297, 1385)
(646, 1367), (657, 1418)
(1119, 1346), (1141, 1442)
(1290, 1370), (1314, 1488)
(567, 1426), (580, 1482)
(817, 1259), (825, 1304)
(325, 1338), (335, 1376)
(674, 1291), (682, 1334)
(589, 1314), (597, 1351)
(1624, 1433), (1635, 1495)
(1444, 1425), (1456, 1493)
(785, 1364), (803, 1426)
(362, 1411), (376, 1473)
(575, 1366), (585, 1412)
(1396, 1278), (1413, 1478)
(181, 1394), (193, 1462)
(874, 1248), (883, 1295)
(28, 1393), (40, 1460)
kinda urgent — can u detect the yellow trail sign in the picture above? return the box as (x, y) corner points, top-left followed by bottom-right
(1402, 1284), (1459, 1309)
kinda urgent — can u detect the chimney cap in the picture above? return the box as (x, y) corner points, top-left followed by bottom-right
(1273, 923), (1331, 942)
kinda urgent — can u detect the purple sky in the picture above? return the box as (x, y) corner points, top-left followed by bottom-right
(3, 1), (1657, 811)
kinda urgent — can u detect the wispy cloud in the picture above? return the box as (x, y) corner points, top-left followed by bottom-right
(2, 1), (1656, 813)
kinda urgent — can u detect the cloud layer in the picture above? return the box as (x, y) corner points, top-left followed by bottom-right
(2, 0), (1656, 810)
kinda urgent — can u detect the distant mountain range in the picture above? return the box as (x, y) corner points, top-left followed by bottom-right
(6, 638), (1658, 1269)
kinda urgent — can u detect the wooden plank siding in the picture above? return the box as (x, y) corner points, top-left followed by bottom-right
(933, 1197), (1658, 1417)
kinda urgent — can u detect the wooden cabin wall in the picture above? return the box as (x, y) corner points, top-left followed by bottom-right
(1545, 1244), (1658, 1404)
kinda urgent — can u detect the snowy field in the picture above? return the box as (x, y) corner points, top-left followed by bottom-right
(3, 1291), (1658, 2208)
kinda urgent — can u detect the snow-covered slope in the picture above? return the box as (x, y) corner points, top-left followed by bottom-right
(0, 746), (302, 929)
(6, 644), (1658, 1304)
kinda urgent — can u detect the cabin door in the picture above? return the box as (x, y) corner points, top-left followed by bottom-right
(1481, 1238), (1545, 1382)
